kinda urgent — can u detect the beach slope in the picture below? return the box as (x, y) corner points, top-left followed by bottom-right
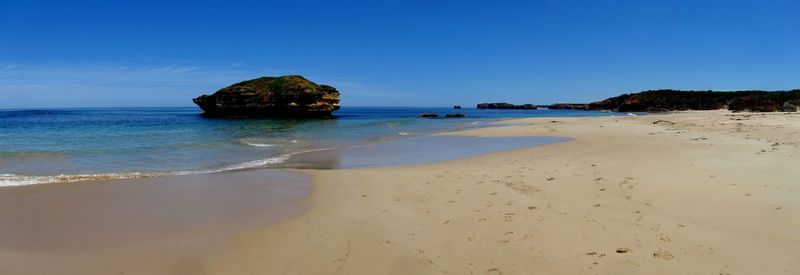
(213, 110), (800, 274)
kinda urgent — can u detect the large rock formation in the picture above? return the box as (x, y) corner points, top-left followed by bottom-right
(476, 102), (536, 109)
(547, 103), (589, 110)
(588, 89), (800, 112)
(193, 75), (340, 118)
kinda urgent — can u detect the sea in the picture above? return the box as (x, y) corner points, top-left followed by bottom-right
(0, 107), (616, 186)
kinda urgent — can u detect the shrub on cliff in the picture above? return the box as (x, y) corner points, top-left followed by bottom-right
(588, 89), (800, 112)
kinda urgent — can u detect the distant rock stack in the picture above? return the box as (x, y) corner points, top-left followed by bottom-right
(193, 75), (340, 118)
(548, 103), (588, 110)
(476, 102), (536, 109)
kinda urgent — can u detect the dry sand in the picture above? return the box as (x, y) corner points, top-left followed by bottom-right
(211, 110), (800, 274)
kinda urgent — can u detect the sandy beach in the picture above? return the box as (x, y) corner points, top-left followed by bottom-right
(2, 110), (799, 274)
(210, 110), (800, 274)
(0, 170), (312, 274)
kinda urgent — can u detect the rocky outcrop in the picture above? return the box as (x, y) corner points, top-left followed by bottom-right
(417, 113), (465, 118)
(193, 75), (340, 118)
(476, 102), (536, 109)
(588, 89), (800, 112)
(547, 103), (589, 110)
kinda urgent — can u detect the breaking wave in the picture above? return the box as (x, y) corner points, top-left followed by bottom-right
(245, 143), (277, 147)
(0, 148), (333, 187)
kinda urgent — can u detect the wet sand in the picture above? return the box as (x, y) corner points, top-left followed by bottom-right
(285, 135), (568, 169)
(0, 169), (311, 274)
(0, 135), (567, 274)
(211, 110), (800, 274)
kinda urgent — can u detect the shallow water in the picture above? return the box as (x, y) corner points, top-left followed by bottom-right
(0, 107), (615, 185)
(285, 135), (570, 169)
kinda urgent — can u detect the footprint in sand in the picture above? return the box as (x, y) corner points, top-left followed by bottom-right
(633, 210), (643, 222)
(618, 178), (637, 200)
(653, 249), (674, 260)
(487, 267), (502, 274)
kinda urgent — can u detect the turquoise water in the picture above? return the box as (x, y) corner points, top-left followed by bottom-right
(0, 107), (615, 185)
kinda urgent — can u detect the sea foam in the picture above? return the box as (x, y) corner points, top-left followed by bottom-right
(0, 172), (159, 187)
(245, 143), (277, 147)
(0, 148), (334, 187)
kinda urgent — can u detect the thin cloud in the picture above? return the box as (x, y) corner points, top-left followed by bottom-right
(0, 63), (410, 108)
(0, 62), (296, 108)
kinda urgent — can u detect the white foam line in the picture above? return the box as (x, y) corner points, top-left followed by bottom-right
(245, 143), (276, 147)
(1, 147), (338, 187)
(0, 172), (162, 187)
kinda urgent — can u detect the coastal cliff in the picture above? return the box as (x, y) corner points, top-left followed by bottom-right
(547, 103), (589, 110)
(588, 89), (800, 112)
(193, 75), (340, 118)
(477, 102), (536, 109)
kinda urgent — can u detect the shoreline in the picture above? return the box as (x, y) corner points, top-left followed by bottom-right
(0, 113), (526, 187)
(2, 110), (798, 273)
(0, 124), (571, 274)
(211, 110), (800, 274)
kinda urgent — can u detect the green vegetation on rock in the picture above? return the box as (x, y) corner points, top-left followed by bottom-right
(588, 89), (800, 112)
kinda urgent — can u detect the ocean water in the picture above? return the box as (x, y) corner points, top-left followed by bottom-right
(0, 107), (614, 186)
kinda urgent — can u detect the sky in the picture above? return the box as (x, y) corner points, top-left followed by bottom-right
(1, 0), (798, 108)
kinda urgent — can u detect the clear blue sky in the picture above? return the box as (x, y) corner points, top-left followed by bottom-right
(1, 0), (798, 108)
